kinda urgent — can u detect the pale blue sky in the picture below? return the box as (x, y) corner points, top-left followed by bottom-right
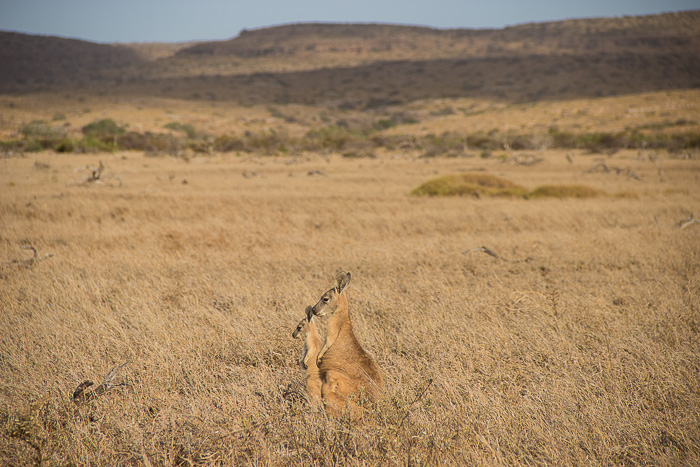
(0, 0), (697, 43)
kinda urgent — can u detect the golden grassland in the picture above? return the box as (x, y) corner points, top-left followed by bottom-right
(1, 141), (698, 464)
(2, 89), (699, 143)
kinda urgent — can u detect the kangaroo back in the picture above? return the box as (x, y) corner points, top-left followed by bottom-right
(309, 271), (383, 417)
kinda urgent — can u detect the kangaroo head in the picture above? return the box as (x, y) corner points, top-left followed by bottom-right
(311, 271), (351, 318)
(292, 317), (308, 339)
(292, 306), (315, 338)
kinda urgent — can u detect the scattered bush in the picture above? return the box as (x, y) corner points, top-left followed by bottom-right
(164, 122), (198, 139)
(82, 118), (126, 141)
(76, 137), (117, 153)
(411, 173), (527, 197)
(373, 119), (395, 131)
(421, 132), (469, 157)
(54, 138), (76, 152)
(412, 174), (607, 199)
(5, 116), (699, 157)
(21, 120), (66, 139)
(245, 129), (290, 155)
(143, 133), (185, 157)
(213, 134), (247, 152)
(304, 126), (362, 152)
(116, 131), (149, 150)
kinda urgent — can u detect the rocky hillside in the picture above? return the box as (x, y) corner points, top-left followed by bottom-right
(1, 11), (698, 102)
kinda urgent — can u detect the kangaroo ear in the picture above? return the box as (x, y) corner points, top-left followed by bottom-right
(305, 305), (314, 321)
(335, 271), (351, 293)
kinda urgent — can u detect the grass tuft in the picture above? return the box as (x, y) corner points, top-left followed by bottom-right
(527, 184), (604, 199)
(411, 173), (527, 197)
(413, 174), (610, 199)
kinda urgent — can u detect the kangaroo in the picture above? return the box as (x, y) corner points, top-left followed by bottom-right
(292, 306), (323, 407)
(310, 271), (383, 418)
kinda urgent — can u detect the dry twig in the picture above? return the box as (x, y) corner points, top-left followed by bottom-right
(72, 161), (122, 187)
(73, 361), (130, 405)
(396, 378), (433, 431)
(464, 246), (532, 263)
(3, 244), (54, 268)
(679, 213), (700, 229)
(584, 161), (640, 180)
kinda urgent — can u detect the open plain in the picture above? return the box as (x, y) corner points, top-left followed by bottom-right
(1, 13), (700, 466)
(1, 143), (699, 465)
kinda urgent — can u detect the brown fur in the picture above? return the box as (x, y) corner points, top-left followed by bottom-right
(309, 271), (383, 418)
(292, 307), (323, 408)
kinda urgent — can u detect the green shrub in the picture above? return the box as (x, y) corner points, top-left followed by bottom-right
(245, 130), (290, 155)
(54, 138), (77, 153)
(373, 119), (395, 130)
(82, 118), (125, 140)
(421, 132), (468, 157)
(0, 140), (26, 153)
(116, 132), (149, 150)
(412, 174), (606, 199)
(411, 173), (527, 197)
(304, 126), (361, 151)
(21, 120), (66, 139)
(164, 122), (198, 139)
(213, 134), (247, 152)
(24, 138), (43, 152)
(142, 133), (184, 157)
(75, 137), (116, 153)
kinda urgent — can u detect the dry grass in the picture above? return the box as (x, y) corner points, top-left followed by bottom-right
(1, 147), (699, 465)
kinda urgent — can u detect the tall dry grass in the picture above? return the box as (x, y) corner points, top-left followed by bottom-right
(1, 148), (698, 465)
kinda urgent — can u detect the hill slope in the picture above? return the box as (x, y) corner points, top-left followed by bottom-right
(0, 32), (144, 90)
(1, 11), (699, 103)
(176, 12), (700, 60)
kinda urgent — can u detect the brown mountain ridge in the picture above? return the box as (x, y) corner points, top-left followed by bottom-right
(1, 10), (699, 104)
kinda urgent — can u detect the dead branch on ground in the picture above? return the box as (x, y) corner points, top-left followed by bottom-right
(505, 154), (543, 166)
(3, 244), (54, 268)
(73, 361), (130, 405)
(464, 246), (533, 263)
(584, 161), (640, 180)
(71, 161), (122, 187)
(679, 213), (700, 229)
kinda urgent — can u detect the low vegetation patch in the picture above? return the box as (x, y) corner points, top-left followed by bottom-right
(411, 173), (527, 197)
(412, 173), (606, 199)
(526, 184), (603, 199)
(2, 115), (699, 157)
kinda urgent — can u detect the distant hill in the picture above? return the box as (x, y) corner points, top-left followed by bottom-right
(1, 11), (699, 102)
(0, 32), (144, 90)
(175, 12), (700, 60)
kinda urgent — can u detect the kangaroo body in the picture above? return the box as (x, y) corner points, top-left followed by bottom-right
(292, 307), (323, 407)
(307, 271), (383, 418)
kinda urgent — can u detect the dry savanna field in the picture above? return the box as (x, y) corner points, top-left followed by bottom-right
(1, 14), (700, 466)
(1, 128), (699, 465)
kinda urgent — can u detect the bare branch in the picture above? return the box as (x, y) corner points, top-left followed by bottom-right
(3, 244), (54, 268)
(396, 378), (433, 431)
(20, 244), (38, 261)
(73, 361), (130, 405)
(679, 213), (700, 229)
(584, 161), (640, 180)
(71, 161), (122, 187)
(464, 246), (533, 263)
